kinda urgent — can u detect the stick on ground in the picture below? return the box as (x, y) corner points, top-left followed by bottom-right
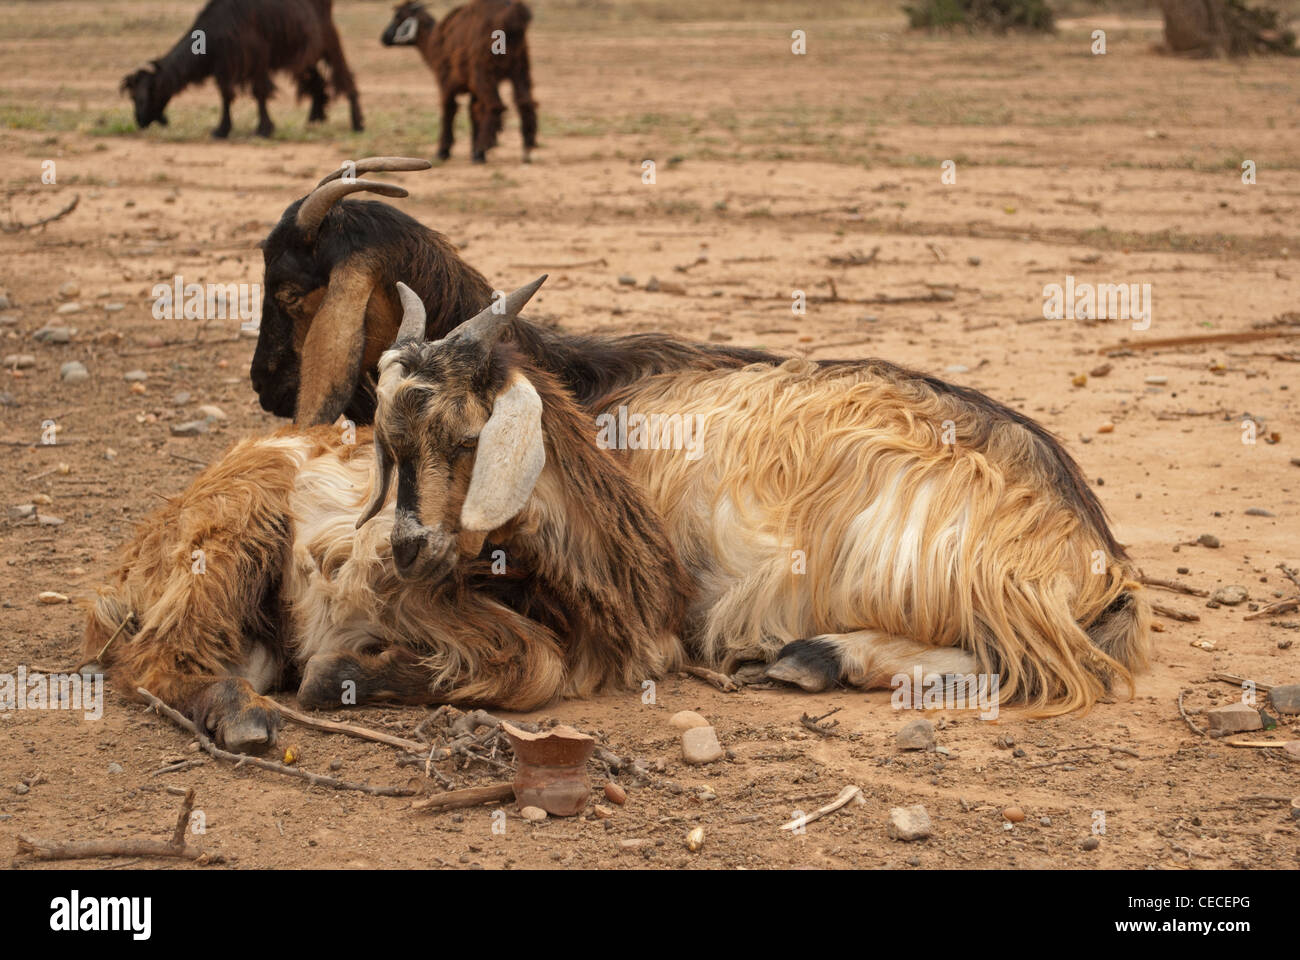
(137, 686), (417, 798)
(411, 783), (516, 813)
(17, 786), (219, 863)
(275, 700), (427, 753)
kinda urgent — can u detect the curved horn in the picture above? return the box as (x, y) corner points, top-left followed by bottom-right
(296, 179), (409, 237)
(316, 156), (433, 188)
(443, 274), (548, 349)
(393, 281), (427, 345)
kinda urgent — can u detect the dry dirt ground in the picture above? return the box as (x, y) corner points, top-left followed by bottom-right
(1, 1), (1298, 870)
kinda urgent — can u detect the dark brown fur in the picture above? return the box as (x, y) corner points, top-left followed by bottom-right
(121, 0), (362, 139)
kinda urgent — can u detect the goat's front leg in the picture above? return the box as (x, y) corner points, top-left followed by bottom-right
(297, 595), (569, 712)
(437, 92), (458, 160)
(252, 72), (275, 137)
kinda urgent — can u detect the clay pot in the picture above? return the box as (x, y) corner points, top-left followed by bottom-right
(502, 721), (595, 817)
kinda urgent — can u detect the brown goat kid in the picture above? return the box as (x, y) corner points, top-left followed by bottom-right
(121, 0), (362, 139)
(381, 1), (537, 163)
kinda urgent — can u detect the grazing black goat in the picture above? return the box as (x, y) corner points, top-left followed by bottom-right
(121, 0), (363, 138)
(250, 157), (779, 427)
(381, 0), (537, 163)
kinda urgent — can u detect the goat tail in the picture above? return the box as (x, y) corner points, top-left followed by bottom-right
(968, 560), (1151, 717)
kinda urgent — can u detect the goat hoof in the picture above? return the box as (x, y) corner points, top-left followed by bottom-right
(471, 152), (487, 164)
(211, 128), (231, 140)
(765, 638), (840, 693)
(436, 149), (451, 161)
(214, 704), (282, 754)
(297, 652), (360, 710)
(255, 124), (275, 138)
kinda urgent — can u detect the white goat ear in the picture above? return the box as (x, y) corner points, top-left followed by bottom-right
(356, 440), (394, 529)
(460, 373), (545, 532)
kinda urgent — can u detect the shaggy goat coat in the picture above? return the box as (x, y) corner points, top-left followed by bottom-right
(597, 356), (1150, 713)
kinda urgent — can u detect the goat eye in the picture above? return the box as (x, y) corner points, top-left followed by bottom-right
(459, 437), (478, 450)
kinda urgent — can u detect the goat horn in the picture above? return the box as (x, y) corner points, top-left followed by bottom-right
(444, 275), (548, 348)
(315, 157), (433, 188)
(393, 281), (427, 345)
(296, 178), (409, 237)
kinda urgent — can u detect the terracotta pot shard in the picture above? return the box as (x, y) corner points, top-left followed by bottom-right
(502, 721), (596, 817)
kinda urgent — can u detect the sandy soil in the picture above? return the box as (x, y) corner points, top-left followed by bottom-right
(1, 1), (1298, 870)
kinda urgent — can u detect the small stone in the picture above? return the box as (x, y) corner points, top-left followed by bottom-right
(38, 591), (69, 604)
(38, 515), (64, 527)
(669, 710), (709, 730)
(593, 805), (615, 819)
(1081, 836), (1101, 851)
(887, 804), (932, 841)
(1197, 533), (1220, 549)
(0, 294), (10, 309)
(59, 361), (89, 383)
(107, 762), (124, 775)
(681, 725), (724, 765)
(603, 782), (627, 805)
(4, 354), (36, 369)
(123, 369), (148, 382)
(1071, 373), (1087, 387)
(1282, 742), (1300, 761)
(1097, 422), (1114, 434)
(1002, 806), (1025, 823)
(55, 302), (82, 315)
(0, 314), (15, 327)
(1210, 585), (1248, 605)
(34, 326), (72, 344)
(967, 256), (981, 266)
(617, 275), (636, 286)
(9, 504), (35, 520)
(171, 391), (191, 406)
(1090, 363), (1112, 377)
(1177, 566), (1189, 574)
(170, 420), (210, 437)
(14, 783), (29, 795)
(328, 758), (343, 771)
(104, 303), (125, 313)
(686, 826), (705, 851)
(1268, 684), (1300, 715)
(519, 806), (547, 822)
(1040, 816), (1052, 826)
(945, 364), (969, 374)
(197, 404), (226, 421)
(1206, 702), (1263, 734)
(618, 838), (646, 850)
(896, 717), (935, 751)
(1144, 375), (1167, 385)
(645, 276), (660, 292)
(0, 392), (16, 407)
(58, 281), (80, 299)
(1244, 507), (1275, 517)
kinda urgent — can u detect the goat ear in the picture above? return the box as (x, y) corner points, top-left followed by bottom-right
(460, 373), (545, 532)
(294, 258), (375, 426)
(356, 438), (394, 528)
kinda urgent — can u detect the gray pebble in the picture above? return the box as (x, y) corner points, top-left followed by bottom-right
(170, 420), (210, 437)
(60, 360), (89, 383)
(123, 369), (148, 382)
